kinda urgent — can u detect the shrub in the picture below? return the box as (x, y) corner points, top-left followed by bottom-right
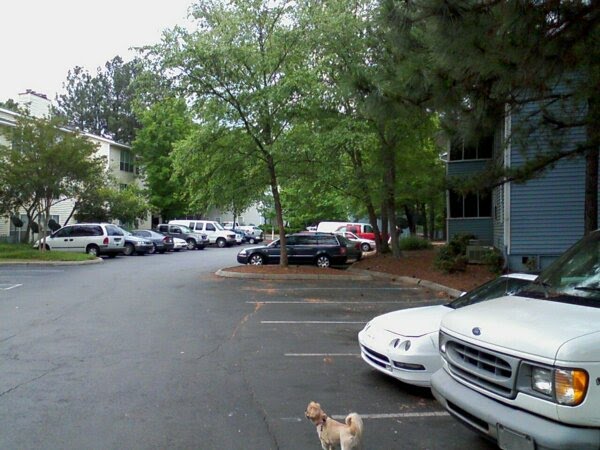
(434, 234), (476, 273)
(482, 248), (504, 274)
(398, 236), (433, 251)
(447, 233), (476, 256)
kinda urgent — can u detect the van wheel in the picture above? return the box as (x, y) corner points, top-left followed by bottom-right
(186, 239), (196, 250)
(316, 255), (331, 268)
(216, 238), (226, 248)
(124, 243), (135, 256)
(248, 237), (256, 244)
(86, 245), (100, 257)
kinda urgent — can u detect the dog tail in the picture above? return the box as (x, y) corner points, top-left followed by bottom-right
(345, 412), (363, 439)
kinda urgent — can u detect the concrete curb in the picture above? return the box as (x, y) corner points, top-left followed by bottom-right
(348, 268), (463, 298)
(215, 268), (373, 281)
(0, 258), (103, 266)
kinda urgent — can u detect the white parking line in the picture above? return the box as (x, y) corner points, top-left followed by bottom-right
(261, 321), (366, 324)
(0, 284), (22, 291)
(285, 353), (360, 357)
(245, 287), (419, 291)
(247, 301), (406, 304)
(281, 411), (449, 422)
(331, 412), (450, 420)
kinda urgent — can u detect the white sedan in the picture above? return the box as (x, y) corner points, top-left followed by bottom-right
(172, 237), (188, 252)
(337, 231), (376, 252)
(358, 273), (537, 387)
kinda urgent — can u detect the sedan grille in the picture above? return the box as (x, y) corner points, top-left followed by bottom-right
(361, 345), (390, 369)
(445, 339), (520, 398)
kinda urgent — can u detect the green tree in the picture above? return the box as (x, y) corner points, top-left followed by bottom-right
(0, 113), (105, 246)
(56, 56), (141, 143)
(151, 0), (321, 266)
(132, 97), (192, 221)
(172, 124), (268, 221)
(384, 0), (599, 234)
(0, 98), (20, 112)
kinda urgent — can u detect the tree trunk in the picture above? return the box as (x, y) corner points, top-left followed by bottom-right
(421, 202), (428, 240)
(429, 201), (435, 240)
(584, 94), (599, 235)
(380, 199), (389, 253)
(404, 204), (416, 235)
(267, 156), (288, 267)
(584, 146), (599, 235)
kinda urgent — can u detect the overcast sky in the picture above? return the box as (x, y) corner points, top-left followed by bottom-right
(0, 0), (193, 103)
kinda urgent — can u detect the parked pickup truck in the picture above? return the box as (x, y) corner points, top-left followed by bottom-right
(155, 223), (208, 250)
(431, 229), (600, 450)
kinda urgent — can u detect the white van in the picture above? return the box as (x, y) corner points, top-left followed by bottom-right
(431, 229), (600, 449)
(169, 220), (236, 247)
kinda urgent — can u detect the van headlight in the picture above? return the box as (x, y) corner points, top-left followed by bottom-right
(531, 366), (588, 406)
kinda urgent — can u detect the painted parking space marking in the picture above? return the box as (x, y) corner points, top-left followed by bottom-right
(285, 353), (360, 357)
(244, 287), (419, 291)
(261, 320), (366, 324)
(0, 284), (22, 291)
(281, 411), (449, 422)
(247, 301), (407, 305)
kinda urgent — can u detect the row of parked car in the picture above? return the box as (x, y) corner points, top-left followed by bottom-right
(33, 221), (265, 257)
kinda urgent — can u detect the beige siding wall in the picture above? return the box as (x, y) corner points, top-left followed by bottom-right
(0, 115), (151, 238)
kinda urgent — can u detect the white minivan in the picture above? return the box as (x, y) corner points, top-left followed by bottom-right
(169, 220), (236, 247)
(34, 223), (125, 257)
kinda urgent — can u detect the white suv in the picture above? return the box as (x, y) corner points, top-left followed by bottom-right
(169, 220), (236, 247)
(34, 223), (125, 257)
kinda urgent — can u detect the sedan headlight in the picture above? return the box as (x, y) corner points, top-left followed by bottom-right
(531, 366), (588, 406)
(238, 250), (247, 256)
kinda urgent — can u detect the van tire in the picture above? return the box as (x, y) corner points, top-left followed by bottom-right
(216, 238), (226, 248)
(86, 245), (100, 257)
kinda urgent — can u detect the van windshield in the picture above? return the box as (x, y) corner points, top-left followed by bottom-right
(519, 230), (600, 306)
(214, 222), (224, 231)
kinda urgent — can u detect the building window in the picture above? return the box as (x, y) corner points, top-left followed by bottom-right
(120, 150), (134, 173)
(449, 135), (493, 161)
(449, 190), (492, 218)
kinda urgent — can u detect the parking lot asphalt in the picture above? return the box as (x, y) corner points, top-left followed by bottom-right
(0, 247), (496, 449)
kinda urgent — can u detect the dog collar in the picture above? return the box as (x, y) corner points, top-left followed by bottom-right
(316, 417), (327, 430)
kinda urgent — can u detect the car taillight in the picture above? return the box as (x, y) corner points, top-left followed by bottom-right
(340, 247), (347, 255)
(163, 237), (168, 243)
(103, 237), (109, 245)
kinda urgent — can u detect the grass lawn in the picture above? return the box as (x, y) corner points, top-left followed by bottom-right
(0, 243), (97, 262)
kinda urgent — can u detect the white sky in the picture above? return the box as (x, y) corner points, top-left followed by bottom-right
(0, 0), (194, 102)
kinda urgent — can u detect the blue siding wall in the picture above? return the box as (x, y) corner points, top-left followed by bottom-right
(506, 78), (597, 269)
(448, 218), (493, 243)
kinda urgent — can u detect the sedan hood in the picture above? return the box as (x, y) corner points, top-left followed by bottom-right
(442, 296), (600, 362)
(370, 305), (450, 337)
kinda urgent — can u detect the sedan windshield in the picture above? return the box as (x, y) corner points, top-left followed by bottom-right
(519, 230), (600, 306)
(449, 276), (533, 309)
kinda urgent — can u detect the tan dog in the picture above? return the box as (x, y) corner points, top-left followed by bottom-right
(305, 401), (363, 450)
